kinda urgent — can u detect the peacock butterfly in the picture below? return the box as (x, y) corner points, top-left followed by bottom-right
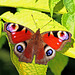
(4, 22), (72, 64)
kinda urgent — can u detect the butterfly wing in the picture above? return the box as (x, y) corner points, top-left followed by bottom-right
(35, 42), (56, 64)
(41, 31), (72, 51)
(35, 31), (71, 64)
(14, 40), (34, 63)
(4, 23), (72, 65)
(4, 23), (34, 63)
(4, 23), (34, 44)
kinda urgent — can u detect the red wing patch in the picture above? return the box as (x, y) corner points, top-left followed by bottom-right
(4, 23), (34, 44)
(11, 30), (32, 43)
(42, 33), (63, 50)
(35, 48), (45, 60)
(42, 31), (71, 50)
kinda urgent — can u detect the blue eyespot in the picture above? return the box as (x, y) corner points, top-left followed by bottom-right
(46, 49), (53, 56)
(17, 45), (23, 53)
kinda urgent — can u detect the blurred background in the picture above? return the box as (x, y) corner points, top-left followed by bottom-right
(0, 7), (75, 75)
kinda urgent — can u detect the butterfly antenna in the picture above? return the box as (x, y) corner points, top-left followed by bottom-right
(41, 20), (52, 29)
(1, 19), (6, 23)
(31, 14), (38, 28)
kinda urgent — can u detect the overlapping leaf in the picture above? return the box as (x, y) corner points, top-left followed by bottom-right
(0, 0), (49, 12)
(0, 0), (67, 14)
(63, 0), (75, 13)
(61, 0), (75, 58)
(49, 0), (61, 17)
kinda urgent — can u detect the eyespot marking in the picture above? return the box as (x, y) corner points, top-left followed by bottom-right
(17, 45), (23, 53)
(57, 31), (69, 40)
(6, 23), (19, 32)
(46, 49), (53, 56)
(44, 45), (56, 60)
(14, 42), (27, 54)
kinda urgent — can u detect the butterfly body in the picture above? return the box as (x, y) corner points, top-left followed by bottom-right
(4, 23), (72, 64)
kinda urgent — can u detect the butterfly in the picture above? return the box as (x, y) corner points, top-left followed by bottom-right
(4, 22), (72, 64)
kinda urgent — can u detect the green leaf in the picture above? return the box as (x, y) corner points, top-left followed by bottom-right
(0, 9), (68, 32)
(0, 9), (73, 74)
(49, 0), (61, 17)
(0, 0), (67, 15)
(63, 0), (75, 13)
(0, 36), (6, 49)
(53, 0), (67, 14)
(61, 0), (75, 59)
(62, 13), (75, 38)
(0, 0), (50, 12)
(57, 7), (67, 14)
(46, 67), (54, 75)
(61, 11), (75, 58)
(48, 52), (68, 75)
(61, 39), (75, 58)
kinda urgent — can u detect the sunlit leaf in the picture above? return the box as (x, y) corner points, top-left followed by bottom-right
(0, 0), (50, 12)
(63, 0), (75, 13)
(62, 13), (75, 38)
(0, 0), (67, 15)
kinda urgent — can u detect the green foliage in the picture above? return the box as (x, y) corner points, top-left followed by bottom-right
(61, 0), (75, 59)
(0, 36), (6, 48)
(0, 0), (50, 12)
(0, 0), (75, 75)
(48, 52), (68, 75)
(63, 0), (75, 13)
(49, 0), (61, 17)
(62, 13), (75, 38)
(62, 0), (75, 38)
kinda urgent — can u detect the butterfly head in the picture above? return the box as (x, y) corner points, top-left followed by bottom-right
(36, 28), (40, 34)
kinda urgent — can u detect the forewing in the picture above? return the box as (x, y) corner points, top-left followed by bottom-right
(4, 23), (34, 44)
(41, 31), (72, 51)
